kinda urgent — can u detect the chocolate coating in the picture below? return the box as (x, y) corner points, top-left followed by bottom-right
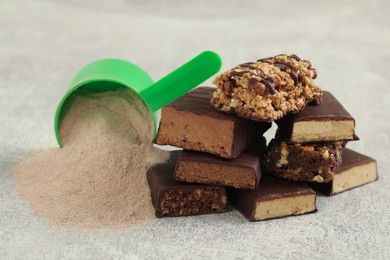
(179, 149), (260, 169)
(276, 91), (357, 143)
(167, 87), (236, 120)
(265, 137), (344, 183)
(287, 91), (353, 122)
(228, 173), (317, 221)
(155, 87), (271, 158)
(147, 151), (229, 218)
(174, 139), (266, 189)
(308, 148), (378, 195)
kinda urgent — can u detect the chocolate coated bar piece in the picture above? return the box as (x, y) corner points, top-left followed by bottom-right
(308, 148), (378, 195)
(147, 151), (229, 218)
(265, 137), (343, 183)
(174, 145), (264, 190)
(228, 174), (317, 221)
(276, 91), (356, 143)
(154, 87), (271, 159)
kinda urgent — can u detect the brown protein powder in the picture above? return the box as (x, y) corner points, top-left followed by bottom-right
(13, 88), (168, 228)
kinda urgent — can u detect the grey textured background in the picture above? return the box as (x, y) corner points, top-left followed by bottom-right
(1, 0), (390, 259)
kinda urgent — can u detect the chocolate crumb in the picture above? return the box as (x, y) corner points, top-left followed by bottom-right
(223, 81), (235, 93)
(249, 78), (266, 95)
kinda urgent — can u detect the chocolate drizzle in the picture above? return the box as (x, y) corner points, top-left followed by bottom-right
(237, 63), (258, 70)
(274, 62), (292, 71)
(226, 54), (317, 96)
(230, 67), (276, 95)
(235, 63), (265, 77)
(257, 54), (305, 86)
(261, 77), (276, 95)
(257, 57), (271, 62)
(230, 70), (247, 77)
(289, 71), (299, 86)
(240, 65), (258, 70)
(290, 54), (301, 61)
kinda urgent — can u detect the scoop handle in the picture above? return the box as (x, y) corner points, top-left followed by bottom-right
(139, 50), (222, 112)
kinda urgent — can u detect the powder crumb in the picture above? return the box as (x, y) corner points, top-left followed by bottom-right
(13, 88), (169, 228)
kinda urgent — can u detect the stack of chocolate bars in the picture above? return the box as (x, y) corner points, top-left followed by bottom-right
(267, 91), (378, 196)
(149, 87), (271, 217)
(148, 55), (378, 221)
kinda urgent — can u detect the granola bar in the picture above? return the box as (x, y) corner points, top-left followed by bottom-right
(211, 54), (322, 122)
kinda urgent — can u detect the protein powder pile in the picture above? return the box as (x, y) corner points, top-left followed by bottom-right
(13, 88), (168, 228)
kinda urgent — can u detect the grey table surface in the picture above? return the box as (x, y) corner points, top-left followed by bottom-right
(1, 0), (389, 259)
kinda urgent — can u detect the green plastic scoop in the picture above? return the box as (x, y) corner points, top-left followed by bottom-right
(54, 51), (222, 147)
